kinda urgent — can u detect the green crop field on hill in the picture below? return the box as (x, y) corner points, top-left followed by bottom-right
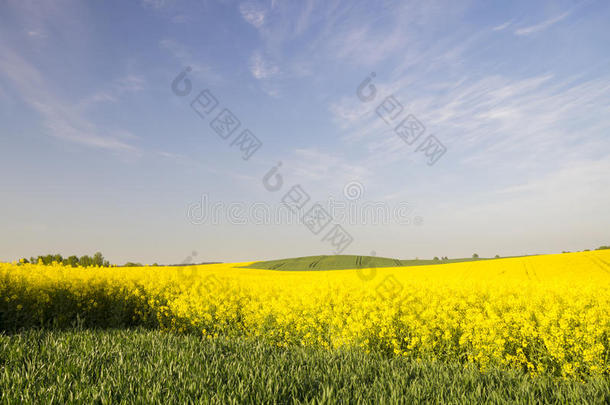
(242, 254), (489, 271)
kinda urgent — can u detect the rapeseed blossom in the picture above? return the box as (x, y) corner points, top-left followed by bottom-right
(1, 250), (609, 379)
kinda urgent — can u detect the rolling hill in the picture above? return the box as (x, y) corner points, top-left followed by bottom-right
(242, 254), (490, 271)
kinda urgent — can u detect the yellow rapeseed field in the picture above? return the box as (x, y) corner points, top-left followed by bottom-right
(1, 250), (609, 379)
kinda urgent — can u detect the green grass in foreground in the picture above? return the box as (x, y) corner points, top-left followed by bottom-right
(244, 254), (491, 271)
(1, 329), (608, 404)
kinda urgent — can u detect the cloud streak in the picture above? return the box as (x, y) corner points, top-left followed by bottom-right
(160, 38), (223, 84)
(239, 2), (267, 28)
(515, 12), (570, 36)
(249, 51), (280, 79)
(492, 20), (512, 31)
(0, 41), (137, 151)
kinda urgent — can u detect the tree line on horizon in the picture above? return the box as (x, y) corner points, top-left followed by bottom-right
(19, 252), (110, 267)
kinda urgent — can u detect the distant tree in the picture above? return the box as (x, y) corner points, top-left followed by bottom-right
(79, 255), (92, 267)
(24, 252), (114, 267)
(433, 256), (439, 261)
(597, 245), (610, 250)
(92, 252), (104, 267)
(472, 253), (479, 259)
(495, 254), (500, 258)
(67, 255), (79, 267)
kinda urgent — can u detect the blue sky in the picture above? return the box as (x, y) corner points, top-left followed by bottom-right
(1, 0), (609, 264)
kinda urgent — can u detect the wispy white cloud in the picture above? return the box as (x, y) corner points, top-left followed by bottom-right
(328, 62), (610, 183)
(80, 75), (145, 106)
(329, 96), (378, 130)
(495, 158), (610, 196)
(0, 41), (137, 151)
(170, 14), (190, 24)
(322, 2), (472, 68)
(159, 38), (187, 59)
(286, 148), (371, 191)
(239, 2), (267, 28)
(81, 75), (146, 106)
(325, 26), (406, 67)
(6, 0), (87, 47)
(116, 75), (146, 92)
(492, 20), (512, 31)
(141, 0), (174, 10)
(316, 4), (602, 180)
(260, 83), (280, 97)
(514, 12), (570, 36)
(159, 39), (222, 84)
(294, 0), (316, 35)
(249, 51), (279, 79)
(26, 30), (47, 38)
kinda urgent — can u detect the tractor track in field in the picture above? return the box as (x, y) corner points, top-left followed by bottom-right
(309, 258), (322, 270)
